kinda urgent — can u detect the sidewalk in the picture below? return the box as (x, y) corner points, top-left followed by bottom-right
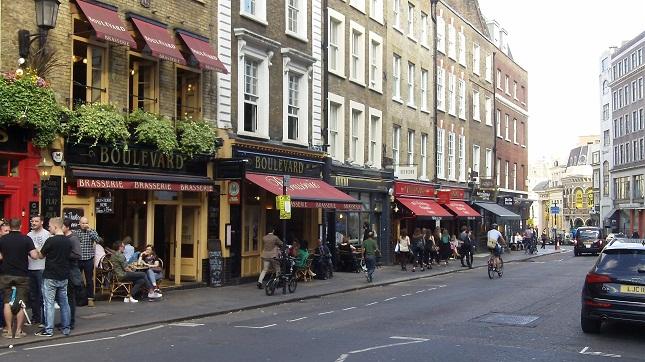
(2, 246), (567, 348)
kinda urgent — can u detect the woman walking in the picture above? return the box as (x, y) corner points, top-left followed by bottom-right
(398, 230), (411, 271)
(411, 228), (424, 272)
(440, 228), (451, 265)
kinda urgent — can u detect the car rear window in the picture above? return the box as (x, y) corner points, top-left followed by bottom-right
(595, 249), (645, 275)
(578, 230), (600, 240)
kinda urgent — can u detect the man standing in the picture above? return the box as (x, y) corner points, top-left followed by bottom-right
(73, 217), (100, 307)
(459, 226), (472, 267)
(63, 219), (82, 330)
(111, 241), (160, 302)
(36, 217), (72, 337)
(362, 231), (379, 283)
(257, 226), (283, 289)
(0, 219), (39, 339)
(27, 215), (50, 327)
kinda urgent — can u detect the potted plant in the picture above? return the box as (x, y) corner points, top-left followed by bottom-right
(128, 109), (178, 155)
(176, 119), (217, 156)
(63, 103), (129, 147)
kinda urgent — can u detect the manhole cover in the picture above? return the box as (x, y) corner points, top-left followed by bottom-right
(477, 313), (540, 326)
(79, 312), (112, 319)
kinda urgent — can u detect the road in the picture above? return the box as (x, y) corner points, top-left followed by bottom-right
(5, 251), (645, 361)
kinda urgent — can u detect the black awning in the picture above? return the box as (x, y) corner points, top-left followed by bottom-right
(474, 202), (521, 220)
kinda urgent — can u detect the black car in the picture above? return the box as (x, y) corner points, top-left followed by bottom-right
(574, 227), (604, 256)
(580, 238), (645, 333)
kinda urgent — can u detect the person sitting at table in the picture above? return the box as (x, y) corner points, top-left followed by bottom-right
(110, 241), (161, 302)
(338, 236), (358, 272)
(138, 245), (163, 296)
(313, 238), (333, 279)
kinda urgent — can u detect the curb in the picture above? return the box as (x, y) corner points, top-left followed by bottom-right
(3, 249), (567, 349)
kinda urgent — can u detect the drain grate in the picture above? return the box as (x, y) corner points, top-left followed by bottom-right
(477, 313), (540, 326)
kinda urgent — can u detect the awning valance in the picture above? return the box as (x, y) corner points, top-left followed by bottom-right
(75, 0), (136, 48)
(398, 198), (452, 218)
(71, 166), (213, 192)
(129, 15), (186, 64)
(474, 202), (520, 220)
(442, 201), (481, 218)
(177, 30), (228, 73)
(245, 172), (362, 210)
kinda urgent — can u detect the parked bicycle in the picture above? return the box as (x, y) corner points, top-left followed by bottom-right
(265, 251), (297, 296)
(487, 253), (504, 279)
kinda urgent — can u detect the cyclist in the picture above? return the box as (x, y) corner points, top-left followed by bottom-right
(487, 223), (506, 270)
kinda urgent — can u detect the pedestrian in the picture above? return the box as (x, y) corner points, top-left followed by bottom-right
(631, 231), (640, 239)
(313, 238), (333, 279)
(440, 228), (451, 265)
(257, 226), (283, 289)
(362, 222), (372, 242)
(27, 215), (50, 328)
(459, 226), (471, 267)
(411, 228), (424, 272)
(541, 231), (547, 249)
(0, 220), (9, 332)
(35, 217), (72, 337)
(0, 218), (40, 339)
(397, 230), (411, 271)
(362, 231), (380, 282)
(422, 229), (433, 270)
(73, 217), (100, 307)
(63, 219), (82, 330)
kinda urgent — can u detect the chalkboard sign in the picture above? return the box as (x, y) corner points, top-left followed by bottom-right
(29, 202), (39, 217)
(95, 194), (114, 214)
(41, 176), (61, 220)
(63, 208), (84, 230)
(208, 251), (223, 287)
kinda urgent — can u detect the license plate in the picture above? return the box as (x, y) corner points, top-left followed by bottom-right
(584, 243), (592, 248)
(620, 285), (645, 294)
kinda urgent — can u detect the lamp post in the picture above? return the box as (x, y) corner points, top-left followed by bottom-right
(18, 0), (61, 58)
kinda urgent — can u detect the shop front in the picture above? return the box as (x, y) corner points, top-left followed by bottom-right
(436, 188), (481, 237)
(473, 199), (521, 242)
(64, 143), (214, 284)
(217, 143), (361, 280)
(327, 165), (392, 264)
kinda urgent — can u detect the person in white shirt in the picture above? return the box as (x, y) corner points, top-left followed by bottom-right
(27, 215), (51, 326)
(487, 224), (506, 270)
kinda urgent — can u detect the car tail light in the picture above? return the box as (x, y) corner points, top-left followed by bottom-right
(584, 299), (612, 308)
(585, 272), (612, 284)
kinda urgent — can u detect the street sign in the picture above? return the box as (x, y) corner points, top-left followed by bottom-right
(283, 175), (290, 188)
(551, 206), (560, 214)
(276, 195), (292, 219)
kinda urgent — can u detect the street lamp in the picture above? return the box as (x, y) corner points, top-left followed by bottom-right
(36, 157), (54, 181)
(18, 0), (61, 58)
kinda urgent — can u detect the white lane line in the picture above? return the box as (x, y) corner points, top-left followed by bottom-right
(580, 347), (589, 354)
(23, 336), (116, 350)
(287, 317), (308, 322)
(365, 302), (379, 306)
(427, 288), (437, 291)
(438, 285), (447, 288)
(342, 307), (357, 311)
(318, 311), (335, 315)
(348, 336), (429, 354)
(401, 293), (412, 297)
(0, 351), (15, 356)
(384, 297), (397, 301)
(234, 324), (277, 329)
(415, 290), (425, 294)
(335, 353), (349, 362)
(119, 325), (165, 337)
(391, 336), (430, 341)
(169, 322), (204, 327)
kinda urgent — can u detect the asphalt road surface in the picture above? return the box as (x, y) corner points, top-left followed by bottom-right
(5, 251), (645, 361)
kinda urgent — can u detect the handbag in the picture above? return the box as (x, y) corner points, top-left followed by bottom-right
(394, 243), (400, 253)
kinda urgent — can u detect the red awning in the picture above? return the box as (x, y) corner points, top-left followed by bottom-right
(245, 172), (362, 210)
(72, 166), (213, 192)
(177, 31), (228, 73)
(75, 0), (136, 48)
(398, 197), (452, 218)
(442, 201), (481, 218)
(130, 17), (186, 64)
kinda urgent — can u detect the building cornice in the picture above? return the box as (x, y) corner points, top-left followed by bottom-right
(495, 93), (529, 116)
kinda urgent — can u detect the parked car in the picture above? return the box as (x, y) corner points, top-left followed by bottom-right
(580, 238), (645, 333)
(574, 227), (604, 256)
(606, 233), (625, 243)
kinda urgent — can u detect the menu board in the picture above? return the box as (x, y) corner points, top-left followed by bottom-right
(63, 208), (84, 230)
(95, 193), (114, 214)
(41, 176), (62, 220)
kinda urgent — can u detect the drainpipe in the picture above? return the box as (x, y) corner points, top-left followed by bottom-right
(492, 51), (497, 187)
(431, 0), (439, 183)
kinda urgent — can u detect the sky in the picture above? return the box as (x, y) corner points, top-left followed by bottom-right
(477, 0), (645, 163)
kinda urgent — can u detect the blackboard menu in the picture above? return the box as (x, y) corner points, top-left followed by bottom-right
(208, 251), (222, 287)
(41, 176), (61, 220)
(29, 202), (39, 217)
(63, 208), (84, 230)
(95, 194), (114, 214)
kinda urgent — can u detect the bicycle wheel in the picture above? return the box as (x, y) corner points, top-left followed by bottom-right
(487, 259), (494, 279)
(265, 278), (276, 296)
(288, 277), (297, 293)
(497, 258), (504, 278)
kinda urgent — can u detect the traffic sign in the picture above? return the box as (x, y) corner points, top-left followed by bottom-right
(551, 206), (560, 214)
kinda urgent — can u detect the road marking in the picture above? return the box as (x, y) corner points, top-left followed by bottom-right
(0, 351), (15, 356)
(384, 297), (397, 301)
(318, 311), (335, 315)
(119, 325), (165, 337)
(390, 336), (430, 341)
(365, 302), (379, 306)
(342, 307), (357, 311)
(580, 347), (589, 353)
(438, 285), (447, 288)
(415, 290), (425, 294)
(169, 322), (204, 327)
(23, 336), (116, 350)
(346, 336), (429, 354)
(287, 317), (308, 322)
(335, 353), (349, 362)
(234, 324), (277, 329)
(427, 288), (437, 291)
(578, 346), (621, 358)
(401, 293), (412, 297)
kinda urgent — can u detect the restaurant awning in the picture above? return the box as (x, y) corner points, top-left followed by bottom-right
(245, 172), (362, 210)
(71, 166), (213, 192)
(75, 0), (136, 48)
(474, 202), (520, 220)
(398, 198), (452, 218)
(128, 14), (186, 64)
(442, 201), (481, 218)
(176, 30), (228, 73)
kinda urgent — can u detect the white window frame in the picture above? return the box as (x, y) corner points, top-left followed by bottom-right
(505, 161), (509, 189)
(485, 148), (492, 178)
(349, 101), (366, 165)
(420, 12), (428, 48)
(513, 118), (518, 144)
(484, 53), (492, 82)
(407, 2), (415, 40)
(484, 96), (492, 126)
(472, 90), (480, 121)
(448, 72), (456, 116)
(436, 14), (445, 54)
(458, 79), (466, 119)
(282, 60), (310, 146)
(505, 75), (510, 94)
(505, 114), (510, 141)
(420, 133), (428, 180)
(392, 54), (402, 101)
(513, 81), (518, 100)
(368, 32), (383, 93)
(237, 42), (271, 139)
(496, 109), (502, 138)
(472, 144), (480, 179)
(420, 68), (428, 111)
(496, 158), (501, 186)
(497, 69), (502, 89)
(472, 43), (480, 75)
(285, 0), (308, 41)
(241, 0), (267, 25)
(437, 67), (445, 111)
(458, 30), (466, 66)
(448, 22), (456, 60)
(368, 107), (383, 168)
(458, 135), (466, 182)
(369, 0), (384, 24)
(393, 125), (401, 172)
(407, 62), (416, 107)
(349, 0), (366, 13)
(327, 93), (345, 161)
(392, 0), (402, 31)
(448, 132), (456, 180)
(407, 129), (415, 166)
(349, 21), (366, 86)
(436, 128), (445, 179)
(327, 9), (346, 78)
(513, 163), (517, 190)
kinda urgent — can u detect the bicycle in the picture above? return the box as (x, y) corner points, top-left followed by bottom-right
(265, 254), (298, 296)
(487, 253), (504, 279)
